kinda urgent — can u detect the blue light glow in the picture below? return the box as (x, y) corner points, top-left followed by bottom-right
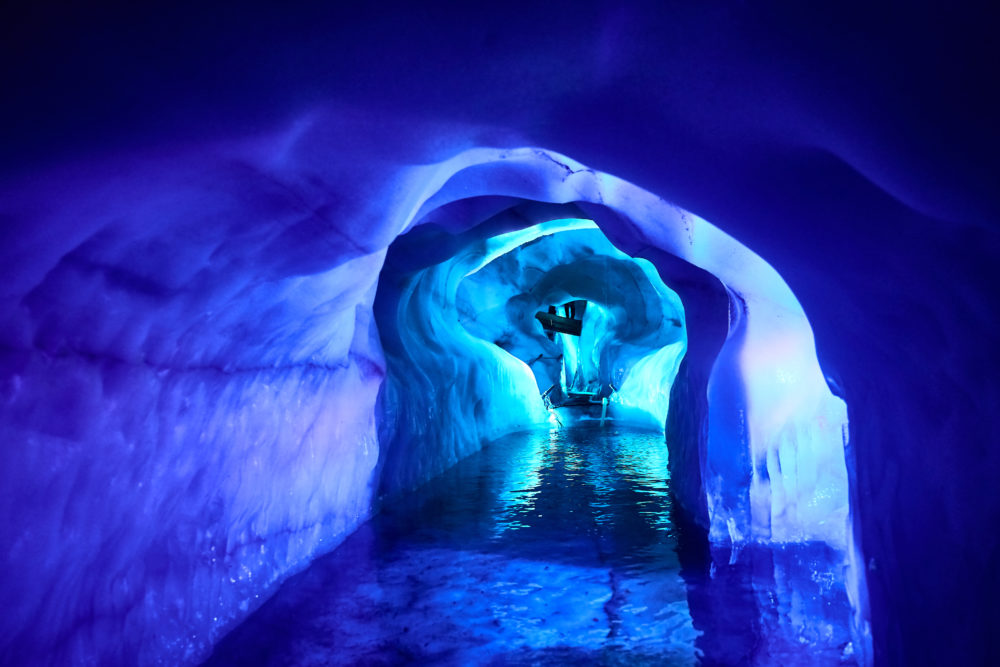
(5, 6), (990, 662)
(457, 223), (687, 431)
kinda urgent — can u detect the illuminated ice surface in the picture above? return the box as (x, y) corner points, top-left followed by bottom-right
(204, 425), (856, 666)
(455, 223), (687, 431)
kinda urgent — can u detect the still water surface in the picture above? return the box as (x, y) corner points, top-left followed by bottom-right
(205, 425), (855, 665)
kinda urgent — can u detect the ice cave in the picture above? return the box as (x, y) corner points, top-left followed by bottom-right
(1, 4), (998, 666)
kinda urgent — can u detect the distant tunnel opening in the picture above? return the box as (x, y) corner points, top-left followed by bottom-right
(372, 216), (690, 501)
(456, 221), (687, 431)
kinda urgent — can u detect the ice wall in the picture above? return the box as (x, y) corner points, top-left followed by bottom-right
(0, 141), (401, 664)
(373, 223), (557, 499)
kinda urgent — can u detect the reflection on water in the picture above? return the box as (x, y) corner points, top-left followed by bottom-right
(205, 425), (856, 666)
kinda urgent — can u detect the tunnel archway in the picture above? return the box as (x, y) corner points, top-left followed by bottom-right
(375, 218), (689, 494)
(373, 146), (868, 653)
(382, 147), (853, 542)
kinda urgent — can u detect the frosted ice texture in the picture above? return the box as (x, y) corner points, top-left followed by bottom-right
(0, 145), (395, 664)
(374, 223), (563, 497)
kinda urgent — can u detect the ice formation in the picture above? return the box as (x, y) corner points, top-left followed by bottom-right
(2, 4), (997, 665)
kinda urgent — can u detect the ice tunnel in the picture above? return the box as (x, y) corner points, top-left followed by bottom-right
(0, 138), (861, 664)
(2, 3), (999, 665)
(455, 221), (687, 430)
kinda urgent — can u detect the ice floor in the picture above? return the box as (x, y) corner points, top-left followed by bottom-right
(204, 425), (857, 666)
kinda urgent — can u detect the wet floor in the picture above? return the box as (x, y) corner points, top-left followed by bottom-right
(205, 424), (857, 666)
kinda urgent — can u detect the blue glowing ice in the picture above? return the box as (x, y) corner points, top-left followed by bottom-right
(456, 222), (687, 431)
